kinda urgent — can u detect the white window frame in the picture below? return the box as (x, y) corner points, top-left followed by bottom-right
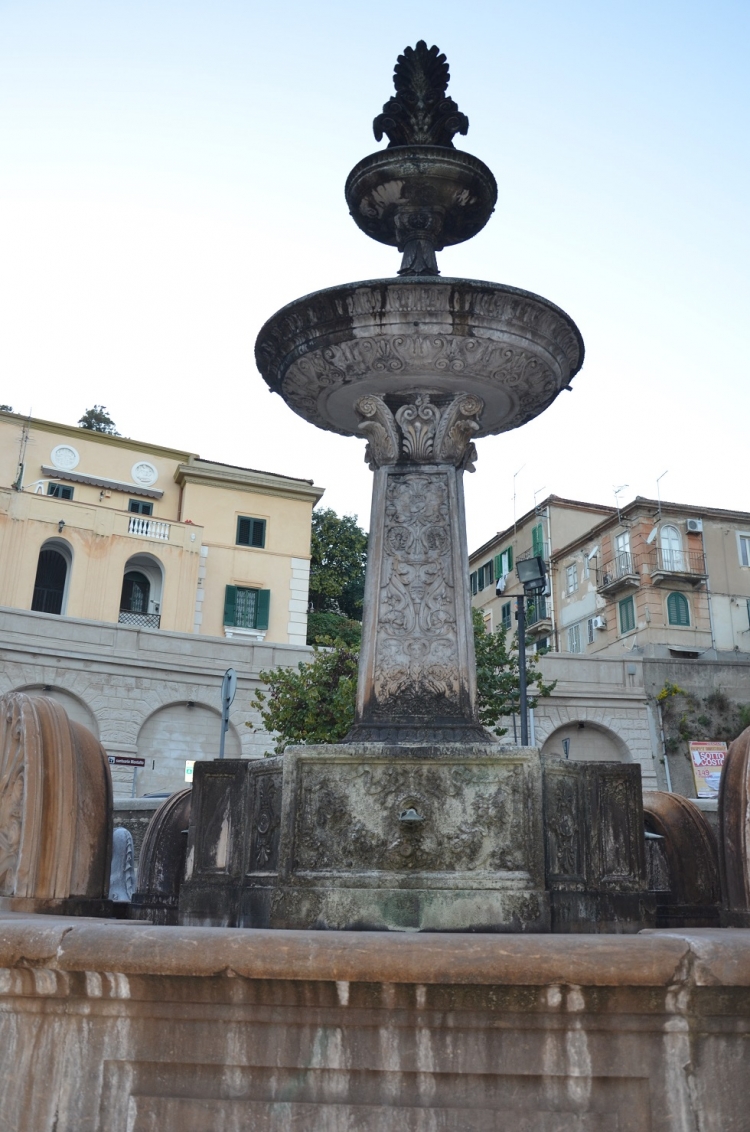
(567, 622), (582, 654)
(587, 617), (595, 644)
(566, 563), (578, 595)
(737, 532), (750, 568)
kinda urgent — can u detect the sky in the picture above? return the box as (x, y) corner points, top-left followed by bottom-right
(1, 1), (748, 552)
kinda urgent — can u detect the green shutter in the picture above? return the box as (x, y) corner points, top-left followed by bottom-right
(507, 546), (514, 572)
(255, 589), (270, 630)
(251, 519), (266, 548)
(532, 524), (543, 558)
(237, 517), (251, 545)
(494, 553), (503, 579)
(470, 571), (477, 595)
(667, 592), (690, 626)
(619, 596), (635, 634)
(223, 585), (237, 626)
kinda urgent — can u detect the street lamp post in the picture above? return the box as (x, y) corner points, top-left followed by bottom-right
(514, 555), (548, 746)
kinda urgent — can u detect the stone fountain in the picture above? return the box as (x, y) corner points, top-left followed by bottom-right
(178, 42), (651, 934)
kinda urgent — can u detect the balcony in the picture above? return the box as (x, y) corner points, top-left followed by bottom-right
(597, 553), (640, 596)
(518, 541), (550, 564)
(118, 610), (161, 629)
(647, 548), (707, 587)
(525, 595), (552, 639)
(128, 516), (171, 541)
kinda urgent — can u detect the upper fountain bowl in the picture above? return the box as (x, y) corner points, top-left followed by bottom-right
(255, 276), (584, 440)
(345, 146), (497, 252)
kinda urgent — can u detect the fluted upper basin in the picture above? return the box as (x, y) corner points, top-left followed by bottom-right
(255, 277), (584, 439)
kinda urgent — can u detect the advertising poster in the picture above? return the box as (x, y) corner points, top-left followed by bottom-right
(689, 741), (727, 798)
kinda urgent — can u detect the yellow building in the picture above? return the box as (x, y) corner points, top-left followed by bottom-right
(0, 409), (323, 645)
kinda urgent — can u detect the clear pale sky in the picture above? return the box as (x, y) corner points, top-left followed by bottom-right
(1, 1), (748, 551)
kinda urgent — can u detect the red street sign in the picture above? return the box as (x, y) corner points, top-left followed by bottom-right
(107, 756), (146, 768)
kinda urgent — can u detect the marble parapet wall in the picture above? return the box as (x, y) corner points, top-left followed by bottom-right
(0, 914), (748, 1131)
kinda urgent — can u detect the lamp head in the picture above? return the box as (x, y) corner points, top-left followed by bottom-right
(516, 555), (546, 592)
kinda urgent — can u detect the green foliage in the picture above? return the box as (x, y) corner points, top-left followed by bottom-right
(250, 642), (359, 754)
(306, 611), (362, 648)
(251, 607), (557, 752)
(472, 608), (556, 736)
(78, 405), (120, 435)
(656, 681), (686, 702)
(739, 705), (750, 731)
(309, 508), (367, 620)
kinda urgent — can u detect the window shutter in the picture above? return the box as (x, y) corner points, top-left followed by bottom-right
(255, 589), (270, 630)
(251, 519), (266, 548)
(667, 592), (689, 626)
(486, 560), (494, 584)
(494, 553), (503, 579)
(532, 525), (543, 557)
(223, 585), (237, 626)
(237, 517), (251, 546)
(507, 547), (514, 572)
(470, 571), (477, 595)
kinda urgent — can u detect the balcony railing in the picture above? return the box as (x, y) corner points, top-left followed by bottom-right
(597, 552), (640, 593)
(518, 541), (550, 564)
(526, 595), (548, 626)
(648, 548), (707, 581)
(118, 610), (161, 629)
(128, 516), (170, 541)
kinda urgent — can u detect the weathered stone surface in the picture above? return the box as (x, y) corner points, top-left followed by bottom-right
(643, 789), (721, 927)
(0, 914), (749, 1131)
(130, 788), (192, 924)
(718, 725), (750, 926)
(350, 460), (489, 742)
(0, 692), (112, 904)
(543, 759), (654, 932)
(179, 758), (283, 928)
(268, 743), (548, 932)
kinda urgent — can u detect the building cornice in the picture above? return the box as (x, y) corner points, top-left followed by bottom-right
(0, 411), (194, 462)
(175, 460), (325, 504)
(469, 495), (615, 563)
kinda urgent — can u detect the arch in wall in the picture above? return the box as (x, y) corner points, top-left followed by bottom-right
(13, 684), (100, 738)
(119, 553), (164, 625)
(540, 720), (630, 762)
(31, 538), (73, 615)
(135, 701), (241, 796)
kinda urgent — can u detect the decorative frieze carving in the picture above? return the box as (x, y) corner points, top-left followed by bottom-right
(355, 392), (482, 470)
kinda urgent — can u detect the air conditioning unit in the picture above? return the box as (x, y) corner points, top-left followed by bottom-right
(686, 518), (703, 533)
(592, 616), (607, 630)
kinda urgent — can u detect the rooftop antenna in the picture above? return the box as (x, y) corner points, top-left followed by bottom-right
(533, 486), (547, 514)
(512, 464), (525, 533)
(656, 470), (668, 519)
(13, 409), (32, 491)
(613, 484), (629, 525)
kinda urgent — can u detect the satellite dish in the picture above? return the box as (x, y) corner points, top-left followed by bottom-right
(646, 526), (659, 545)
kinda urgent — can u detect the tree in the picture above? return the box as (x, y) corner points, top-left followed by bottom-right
(306, 611), (362, 648)
(472, 607), (556, 736)
(251, 608), (556, 751)
(308, 509), (367, 620)
(78, 405), (120, 435)
(251, 642), (359, 753)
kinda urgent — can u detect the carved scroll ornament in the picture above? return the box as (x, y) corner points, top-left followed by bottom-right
(355, 392), (482, 470)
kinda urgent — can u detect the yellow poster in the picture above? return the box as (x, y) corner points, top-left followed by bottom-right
(689, 741), (727, 799)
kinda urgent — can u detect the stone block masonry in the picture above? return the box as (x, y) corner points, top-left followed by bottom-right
(0, 914), (748, 1130)
(0, 604), (313, 797)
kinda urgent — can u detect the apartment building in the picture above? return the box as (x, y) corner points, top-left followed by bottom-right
(0, 409), (324, 795)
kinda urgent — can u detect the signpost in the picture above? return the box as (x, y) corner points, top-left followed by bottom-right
(218, 668), (237, 760)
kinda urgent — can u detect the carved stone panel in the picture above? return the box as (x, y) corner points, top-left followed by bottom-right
(248, 768), (283, 874)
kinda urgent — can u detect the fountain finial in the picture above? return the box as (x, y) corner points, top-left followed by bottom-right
(373, 41), (469, 149)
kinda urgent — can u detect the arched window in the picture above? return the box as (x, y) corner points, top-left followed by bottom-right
(660, 525), (684, 571)
(667, 591), (690, 626)
(120, 571), (151, 614)
(31, 543), (70, 615)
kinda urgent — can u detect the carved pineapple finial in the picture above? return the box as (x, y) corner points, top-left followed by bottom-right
(373, 41), (469, 149)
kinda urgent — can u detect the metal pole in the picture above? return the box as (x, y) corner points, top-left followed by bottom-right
(517, 593), (528, 746)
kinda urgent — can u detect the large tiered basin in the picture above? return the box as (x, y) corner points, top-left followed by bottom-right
(255, 277), (584, 438)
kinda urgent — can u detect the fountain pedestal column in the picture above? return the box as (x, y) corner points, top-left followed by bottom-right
(348, 391), (489, 744)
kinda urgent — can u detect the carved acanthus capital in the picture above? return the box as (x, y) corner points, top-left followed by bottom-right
(373, 41), (469, 149)
(355, 392), (483, 470)
(356, 394), (401, 470)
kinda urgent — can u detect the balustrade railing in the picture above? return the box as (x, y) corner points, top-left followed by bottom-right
(127, 516), (170, 540)
(649, 548), (706, 575)
(598, 552), (637, 586)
